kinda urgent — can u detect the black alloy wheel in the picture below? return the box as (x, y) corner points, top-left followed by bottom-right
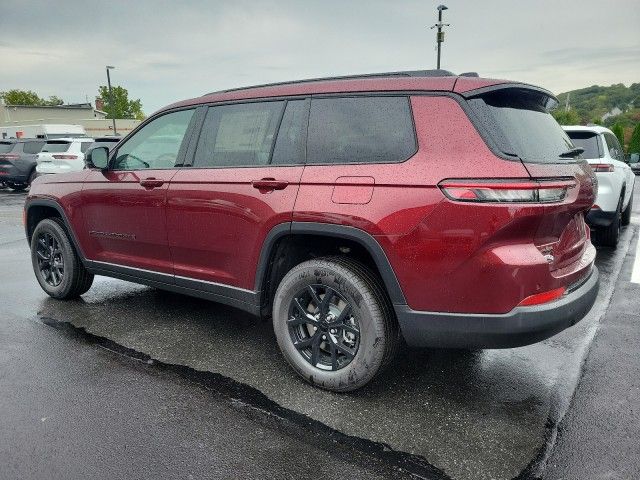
(288, 284), (360, 371)
(35, 231), (65, 286)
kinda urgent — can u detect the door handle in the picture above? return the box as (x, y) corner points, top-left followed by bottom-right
(140, 177), (165, 189)
(252, 178), (288, 192)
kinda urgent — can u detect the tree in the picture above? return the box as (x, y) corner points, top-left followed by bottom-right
(628, 123), (640, 154)
(98, 85), (144, 120)
(0, 89), (65, 106)
(611, 122), (625, 150)
(552, 108), (580, 125)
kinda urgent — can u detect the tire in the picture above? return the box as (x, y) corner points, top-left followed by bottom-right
(30, 217), (94, 299)
(593, 196), (622, 248)
(272, 256), (398, 392)
(621, 192), (632, 226)
(27, 169), (38, 187)
(8, 183), (27, 192)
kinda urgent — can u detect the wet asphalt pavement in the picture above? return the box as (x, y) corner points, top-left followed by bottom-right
(1, 186), (639, 479)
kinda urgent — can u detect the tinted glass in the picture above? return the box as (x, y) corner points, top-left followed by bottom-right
(42, 141), (71, 153)
(0, 142), (14, 153)
(604, 133), (622, 160)
(194, 101), (284, 167)
(271, 100), (307, 165)
(565, 131), (602, 159)
(114, 109), (194, 170)
(307, 96), (416, 164)
(23, 141), (45, 154)
(470, 89), (574, 162)
(80, 142), (93, 153)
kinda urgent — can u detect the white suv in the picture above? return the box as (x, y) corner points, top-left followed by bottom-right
(36, 138), (95, 175)
(564, 125), (635, 247)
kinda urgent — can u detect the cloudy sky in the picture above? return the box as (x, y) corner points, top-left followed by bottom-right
(1, 0), (639, 114)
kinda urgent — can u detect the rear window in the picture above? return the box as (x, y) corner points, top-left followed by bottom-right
(0, 142), (14, 153)
(565, 131), (602, 159)
(469, 88), (574, 163)
(307, 96), (416, 164)
(23, 141), (45, 154)
(42, 141), (71, 153)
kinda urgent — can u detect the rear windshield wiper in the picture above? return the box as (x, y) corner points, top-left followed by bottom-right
(558, 147), (584, 158)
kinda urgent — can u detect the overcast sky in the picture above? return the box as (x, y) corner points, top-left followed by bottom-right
(1, 0), (639, 114)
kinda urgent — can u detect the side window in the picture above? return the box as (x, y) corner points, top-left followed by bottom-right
(193, 101), (284, 167)
(23, 141), (45, 154)
(113, 109), (194, 170)
(80, 142), (93, 153)
(271, 100), (308, 165)
(605, 133), (622, 160)
(307, 96), (416, 164)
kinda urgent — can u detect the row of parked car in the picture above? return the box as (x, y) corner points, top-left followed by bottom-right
(0, 136), (120, 190)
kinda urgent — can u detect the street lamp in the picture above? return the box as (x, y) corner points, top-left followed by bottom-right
(430, 5), (450, 70)
(105, 65), (117, 135)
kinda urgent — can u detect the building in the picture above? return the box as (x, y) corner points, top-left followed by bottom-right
(0, 100), (141, 137)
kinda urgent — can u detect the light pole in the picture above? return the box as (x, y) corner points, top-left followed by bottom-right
(105, 65), (117, 135)
(430, 5), (450, 70)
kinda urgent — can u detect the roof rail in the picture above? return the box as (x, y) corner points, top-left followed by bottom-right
(203, 69), (457, 96)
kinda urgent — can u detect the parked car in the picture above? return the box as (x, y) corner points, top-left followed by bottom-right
(86, 136), (121, 153)
(563, 126), (635, 247)
(25, 70), (599, 391)
(35, 138), (95, 175)
(0, 138), (46, 190)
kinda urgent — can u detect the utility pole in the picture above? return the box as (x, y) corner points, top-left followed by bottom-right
(565, 92), (571, 112)
(105, 66), (117, 135)
(430, 5), (450, 69)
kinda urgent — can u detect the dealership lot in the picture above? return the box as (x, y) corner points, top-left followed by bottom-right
(1, 187), (639, 480)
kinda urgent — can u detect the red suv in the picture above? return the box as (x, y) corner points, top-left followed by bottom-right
(25, 70), (599, 391)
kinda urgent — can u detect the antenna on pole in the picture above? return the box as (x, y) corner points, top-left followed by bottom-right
(430, 5), (450, 69)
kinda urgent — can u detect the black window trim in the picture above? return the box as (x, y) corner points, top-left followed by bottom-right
(107, 106), (199, 172)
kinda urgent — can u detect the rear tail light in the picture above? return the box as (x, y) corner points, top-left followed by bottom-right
(52, 154), (79, 160)
(591, 163), (615, 172)
(0, 154), (20, 160)
(518, 286), (566, 307)
(438, 178), (576, 204)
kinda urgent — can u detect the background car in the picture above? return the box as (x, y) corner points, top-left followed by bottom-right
(35, 137), (95, 175)
(628, 153), (640, 175)
(564, 125), (635, 247)
(0, 138), (46, 191)
(86, 136), (121, 153)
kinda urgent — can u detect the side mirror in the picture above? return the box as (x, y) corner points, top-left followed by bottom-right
(85, 146), (109, 169)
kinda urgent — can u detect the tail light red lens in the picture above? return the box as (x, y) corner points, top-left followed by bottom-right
(0, 154), (20, 160)
(518, 287), (566, 307)
(51, 155), (79, 160)
(591, 163), (615, 172)
(438, 178), (576, 204)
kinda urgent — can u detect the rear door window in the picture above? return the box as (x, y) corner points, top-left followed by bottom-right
(468, 88), (574, 162)
(604, 133), (623, 160)
(80, 142), (93, 153)
(565, 131), (602, 159)
(307, 96), (416, 164)
(193, 101), (284, 167)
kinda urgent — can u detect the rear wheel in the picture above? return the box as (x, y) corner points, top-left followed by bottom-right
(621, 193), (633, 226)
(272, 256), (398, 392)
(593, 196), (622, 248)
(30, 218), (94, 299)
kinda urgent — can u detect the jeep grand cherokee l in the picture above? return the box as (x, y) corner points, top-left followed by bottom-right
(25, 70), (599, 391)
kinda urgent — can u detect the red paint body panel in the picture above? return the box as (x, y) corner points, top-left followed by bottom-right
(166, 166), (303, 288)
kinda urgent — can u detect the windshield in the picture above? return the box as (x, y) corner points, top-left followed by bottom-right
(0, 142), (14, 153)
(469, 88), (574, 163)
(42, 142), (71, 153)
(565, 131), (602, 159)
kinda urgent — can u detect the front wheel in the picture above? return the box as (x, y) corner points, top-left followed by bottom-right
(272, 257), (398, 392)
(31, 218), (94, 299)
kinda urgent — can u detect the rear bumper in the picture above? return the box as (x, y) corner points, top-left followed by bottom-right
(395, 267), (599, 349)
(586, 209), (617, 227)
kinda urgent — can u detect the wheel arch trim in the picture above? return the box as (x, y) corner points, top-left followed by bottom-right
(254, 222), (407, 305)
